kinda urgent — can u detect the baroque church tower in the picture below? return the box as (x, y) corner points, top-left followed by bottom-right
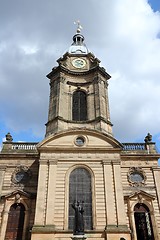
(45, 27), (112, 137)
(0, 24), (160, 240)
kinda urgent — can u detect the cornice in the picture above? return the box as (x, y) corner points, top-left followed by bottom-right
(121, 154), (160, 158)
(0, 153), (39, 159)
(47, 65), (111, 79)
(46, 115), (113, 126)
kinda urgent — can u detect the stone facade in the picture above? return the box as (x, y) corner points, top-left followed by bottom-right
(0, 31), (160, 240)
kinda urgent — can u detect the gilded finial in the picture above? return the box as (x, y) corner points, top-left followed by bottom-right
(74, 20), (83, 33)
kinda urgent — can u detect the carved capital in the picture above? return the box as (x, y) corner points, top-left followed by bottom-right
(102, 160), (112, 165)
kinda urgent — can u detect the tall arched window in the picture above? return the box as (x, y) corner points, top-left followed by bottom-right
(69, 168), (92, 230)
(72, 90), (87, 121)
(5, 203), (25, 240)
(134, 203), (154, 240)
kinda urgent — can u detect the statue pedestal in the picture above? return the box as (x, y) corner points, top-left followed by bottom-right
(71, 235), (87, 240)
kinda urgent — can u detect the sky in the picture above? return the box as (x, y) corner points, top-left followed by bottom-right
(0, 0), (160, 151)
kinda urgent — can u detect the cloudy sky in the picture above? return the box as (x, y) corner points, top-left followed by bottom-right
(0, 0), (160, 150)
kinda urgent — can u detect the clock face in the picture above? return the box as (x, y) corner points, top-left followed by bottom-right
(72, 58), (86, 68)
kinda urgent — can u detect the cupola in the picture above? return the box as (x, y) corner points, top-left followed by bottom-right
(68, 21), (89, 54)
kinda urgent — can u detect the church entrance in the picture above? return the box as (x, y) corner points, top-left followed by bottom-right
(5, 203), (25, 240)
(134, 203), (154, 240)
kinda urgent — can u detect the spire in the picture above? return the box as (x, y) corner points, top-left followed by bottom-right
(68, 21), (89, 54)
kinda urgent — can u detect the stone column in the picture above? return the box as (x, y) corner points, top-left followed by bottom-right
(112, 161), (127, 226)
(102, 160), (116, 226)
(46, 160), (57, 225)
(34, 159), (48, 225)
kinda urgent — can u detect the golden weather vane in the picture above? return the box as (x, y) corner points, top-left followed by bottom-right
(74, 20), (83, 33)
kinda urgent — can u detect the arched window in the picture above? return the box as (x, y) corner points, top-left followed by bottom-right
(5, 203), (25, 240)
(68, 168), (92, 230)
(134, 203), (154, 240)
(72, 90), (87, 121)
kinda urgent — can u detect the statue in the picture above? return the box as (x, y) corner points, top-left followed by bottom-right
(72, 201), (84, 235)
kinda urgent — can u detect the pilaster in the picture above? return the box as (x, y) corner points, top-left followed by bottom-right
(0, 209), (9, 240)
(0, 166), (6, 196)
(102, 160), (116, 225)
(34, 159), (49, 225)
(152, 167), (160, 213)
(112, 161), (127, 226)
(46, 160), (58, 225)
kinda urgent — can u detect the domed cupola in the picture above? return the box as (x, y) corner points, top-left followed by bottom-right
(69, 21), (89, 54)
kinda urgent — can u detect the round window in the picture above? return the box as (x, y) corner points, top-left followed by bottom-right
(15, 171), (29, 183)
(127, 167), (146, 186)
(130, 172), (144, 183)
(75, 136), (85, 146)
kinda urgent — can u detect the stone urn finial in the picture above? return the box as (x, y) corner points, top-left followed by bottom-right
(144, 133), (152, 143)
(6, 132), (13, 142)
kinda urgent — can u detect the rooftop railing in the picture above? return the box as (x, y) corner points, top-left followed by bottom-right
(122, 143), (146, 151)
(11, 142), (38, 150)
(1, 142), (39, 153)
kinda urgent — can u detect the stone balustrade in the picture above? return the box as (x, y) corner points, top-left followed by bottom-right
(12, 142), (38, 150)
(122, 143), (146, 151)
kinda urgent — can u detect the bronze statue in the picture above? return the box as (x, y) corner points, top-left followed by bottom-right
(72, 201), (84, 235)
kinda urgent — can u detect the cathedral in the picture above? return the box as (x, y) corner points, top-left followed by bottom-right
(0, 25), (160, 240)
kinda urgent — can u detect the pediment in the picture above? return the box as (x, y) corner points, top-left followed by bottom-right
(38, 129), (122, 151)
(125, 190), (155, 201)
(1, 190), (35, 200)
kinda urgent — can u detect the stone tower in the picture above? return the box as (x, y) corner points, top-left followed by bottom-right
(45, 29), (113, 137)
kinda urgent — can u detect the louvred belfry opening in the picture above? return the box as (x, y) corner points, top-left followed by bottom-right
(72, 90), (87, 121)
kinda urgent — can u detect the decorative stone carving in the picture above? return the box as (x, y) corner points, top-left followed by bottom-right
(127, 167), (146, 187)
(15, 193), (21, 204)
(137, 193), (143, 204)
(11, 166), (32, 185)
(60, 76), (66, 83)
